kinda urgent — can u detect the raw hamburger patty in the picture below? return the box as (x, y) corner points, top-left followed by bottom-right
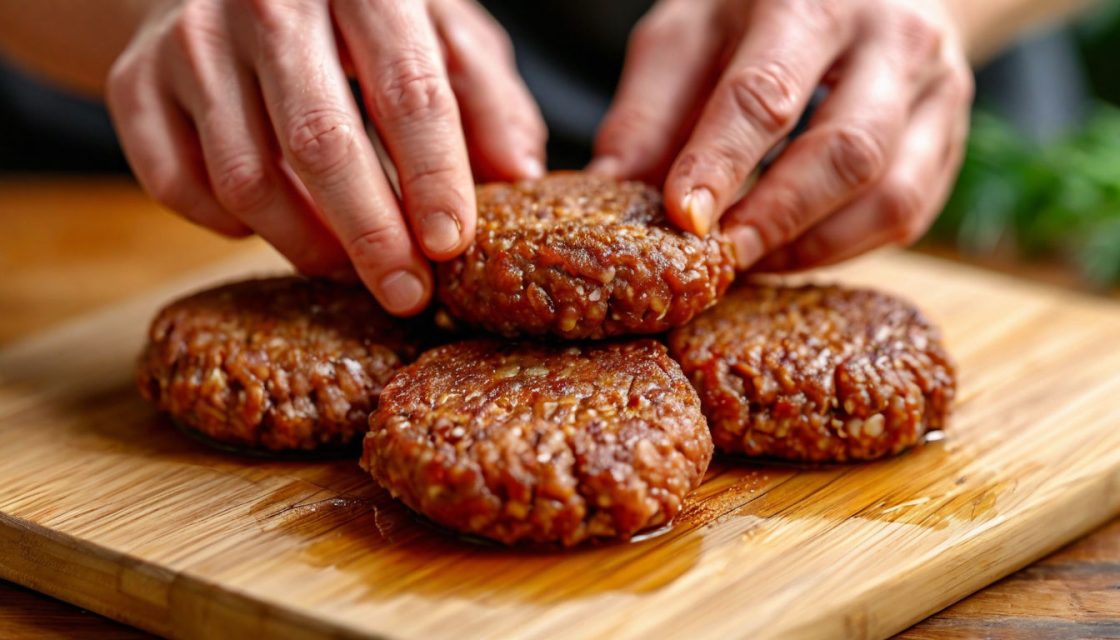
(362, 339), (713, 546)
(436, 172), (737, 339)
(138, 276), (428, 452)
(668, 284), (956, 462)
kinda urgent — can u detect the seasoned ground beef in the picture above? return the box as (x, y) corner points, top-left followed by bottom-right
(362, 339), (713, 546)
(668, 284), (956, 462)
(436, 172), (737, 340)
(137, 276), (433, 452)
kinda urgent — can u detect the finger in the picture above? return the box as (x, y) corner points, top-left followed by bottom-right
(163, 15), (349, 276)
(588, 0), (722, 183)
(750, 77), (972, 272)
(241, 1), (432, 315)
(431, 0), (546, 182)
(721, 38), (923, 269)
(333, 0), (476, 260)
(106, 55), (249, 238)
(663, 0), (858, 235)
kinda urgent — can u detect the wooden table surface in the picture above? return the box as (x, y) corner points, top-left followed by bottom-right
(2, 177), (1118, 639)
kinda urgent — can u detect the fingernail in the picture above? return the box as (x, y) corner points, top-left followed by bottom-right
(587, 156), (621, 177)
(682, 187), (715, 236)
(420, 211), (461, 254)
(522, 156), (545, 179)
(726, 225), (765, 270)
(378, 269), (426, 313)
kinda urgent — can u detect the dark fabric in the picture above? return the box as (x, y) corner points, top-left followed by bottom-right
(480, 0), (653, 167)
(0, 60), (126, 173)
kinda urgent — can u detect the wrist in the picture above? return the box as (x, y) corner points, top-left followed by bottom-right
(943, 0), (1093, 63)
(0, 0), (177, 96)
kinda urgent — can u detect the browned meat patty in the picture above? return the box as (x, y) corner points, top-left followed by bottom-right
(436, 172), (737, 340)
(138, 276), (432, 452)
(362, 339), (713, 546)
(668, 284), (956, 462)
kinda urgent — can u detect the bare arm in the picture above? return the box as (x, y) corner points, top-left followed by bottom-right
(0, 0), (167, 95)
(947, 0), (1097, 62)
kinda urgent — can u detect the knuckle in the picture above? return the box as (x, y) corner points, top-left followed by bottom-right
(146, 166), (190, 212)
(245, 0), (298, 36)
(760, 187), (809, 245)
(878, 179), (926, 242)
(948, 67), (976, 105)
(170, 3), (222, 61)
(598, 106), (658, 154)
(828, 124), (889, 189)
(891, 8), (943, 60)
(372, 55), (455, 123)
(725, 62), (801, 134)
(401, 156), (459, 191)
(674, 146), (741, 194)
(243, 0), (275, 20)
(778, 0), (843, 35)
(518, 111), (549, 145)
(105, 57), (139, 114)
(492, 31), (516, 64)
(247, 0), (324, 57)
(285, 108), (357, 178)
(346, 223), (407, 270)
(629, 13), (672, 54)
(500, 105), (548, 151)
(481, 19), (517, 63)
(213, 157), (273, 213)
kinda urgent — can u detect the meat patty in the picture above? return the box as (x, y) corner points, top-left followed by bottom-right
(138, 276), (432, 452)
(668, 284), (957, 462)
(436, 172), (737, 339)
(362, 338), (713, 546)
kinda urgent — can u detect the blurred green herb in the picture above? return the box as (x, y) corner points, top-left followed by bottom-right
(928, 103), (1120, 288)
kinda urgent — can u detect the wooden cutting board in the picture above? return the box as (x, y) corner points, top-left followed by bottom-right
(2, 247), (1119, 640)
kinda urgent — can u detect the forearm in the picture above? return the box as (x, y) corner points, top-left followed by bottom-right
(947, 0), (1097, 63)
(0, 0), (171, 96)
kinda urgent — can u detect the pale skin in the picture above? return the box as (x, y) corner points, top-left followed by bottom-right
(0, 0), (1091, 315)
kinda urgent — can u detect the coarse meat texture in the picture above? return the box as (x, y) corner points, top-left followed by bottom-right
(363, 338), (713, 546)
(436, 172), (737, 340)
(668, 283), (957, 462)
(138, 276), (435, 452)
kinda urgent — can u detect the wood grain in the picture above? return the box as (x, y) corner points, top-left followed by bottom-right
(900, 519), (1120, 639)
(0, 176), (253, 343)
(3, 238), (1120, 639)
(3, 179), (1120, 639)
(0, 582), (152, 640)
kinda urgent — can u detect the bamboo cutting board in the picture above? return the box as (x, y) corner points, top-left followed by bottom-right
(2, 247), (1120, 640)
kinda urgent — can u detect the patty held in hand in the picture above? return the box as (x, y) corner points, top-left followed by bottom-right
(363, 338), (713, 546)
(138, 276), (429, 452)
(668, 284), (956, 462)
(437, 172), (737, 339)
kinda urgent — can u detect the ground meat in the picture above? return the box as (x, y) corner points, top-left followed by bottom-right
(362, 339), (713, 546)
(138, 276), (434, 452)
(436, 172), (737, 340)
(668, 284), (957, 462)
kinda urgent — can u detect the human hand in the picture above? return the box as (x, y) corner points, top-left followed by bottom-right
(591, 0), (974, 271)
(107, 0), (546, 314)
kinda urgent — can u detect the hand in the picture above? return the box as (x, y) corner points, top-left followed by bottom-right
(591, 0), (974, 271)
(107, 0), (546, 314)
